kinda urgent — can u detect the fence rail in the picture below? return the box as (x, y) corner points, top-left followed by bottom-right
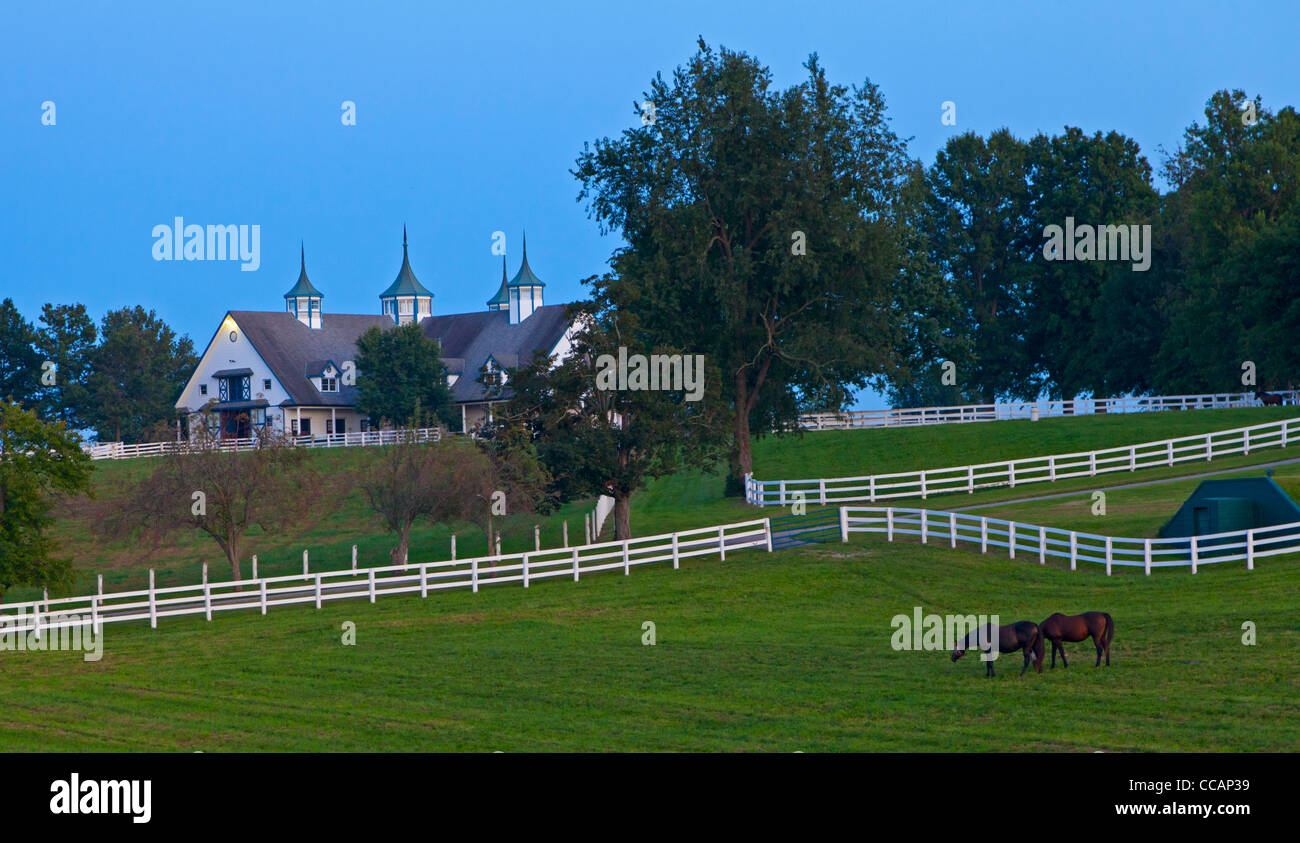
(81, 427), (443, 461)
(798, 390), (1299, 431)
(747, 416), (1300, 506)
(0, 518), (772, 636)
(838, 506), (1298, 574)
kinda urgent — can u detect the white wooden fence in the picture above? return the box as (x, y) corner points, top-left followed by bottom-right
(837, 506), (1296, 574)
(81, 427), (443, 461)
(747, 416), (1300, 506)
(0, 518), (772, 636)
(798, 390), (1298, 431)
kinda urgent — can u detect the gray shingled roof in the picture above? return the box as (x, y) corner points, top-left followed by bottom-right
(230, 311), (392, 407)
(228, 305), (570, 408)
(421, 304), (570, 402)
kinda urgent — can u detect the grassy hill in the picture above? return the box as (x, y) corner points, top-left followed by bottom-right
(24, 405), (1300, 605)
(2, 537), (1295, 751)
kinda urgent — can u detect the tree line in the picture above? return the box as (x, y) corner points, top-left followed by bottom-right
(0, 301), (197, 443)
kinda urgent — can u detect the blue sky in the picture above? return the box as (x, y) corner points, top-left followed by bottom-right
(2, 0), (1297, 409)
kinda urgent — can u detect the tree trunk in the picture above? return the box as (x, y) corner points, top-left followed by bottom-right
(729, 371), (754, 496)
(613, 491), (632, 541)
(391, 525), (411, 566)
(226, 545), (242, 591)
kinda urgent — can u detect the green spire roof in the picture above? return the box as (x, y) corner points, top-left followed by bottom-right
(380, 226), (434, 298)
(507, 232), (545, 288)
(284, 243), (323, 298)
(487, 256), (510, 307)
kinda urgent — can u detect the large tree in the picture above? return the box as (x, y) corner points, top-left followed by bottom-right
(492, 292), (726, 540)
(0, 402), (94, 599)
(35, 303), (98, 430)
(574, 40), (910, 490)
(919, 129), (1038, 403)
(112, 422), (321, 581)
(0, 299), (41, 409)
(1022, 127), (1161, 400)
(354, 322), (455, 429)
(87, 306), (196, 443)
(1155, 90), (1300, 392)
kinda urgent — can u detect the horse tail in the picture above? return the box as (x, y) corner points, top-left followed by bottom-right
(1032, 625), (1044, 670)
(1103, 613), (1115, 646)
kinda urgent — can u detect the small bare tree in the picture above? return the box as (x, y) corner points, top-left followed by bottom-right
(359, 434), (500, 565)
(110, 419), (322, 582)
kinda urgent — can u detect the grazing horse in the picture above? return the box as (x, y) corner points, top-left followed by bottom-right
(1040, 611), (1114, 668)
(951, 621), (1043, 677)
(1258, 391), (1284, 407)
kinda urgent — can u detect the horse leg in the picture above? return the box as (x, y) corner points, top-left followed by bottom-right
(1093, 633), (1103, 667)
(1060, 643), (1068, 669)
(1020, 646), (1031, 677)
(1050, 639), (1059, 669)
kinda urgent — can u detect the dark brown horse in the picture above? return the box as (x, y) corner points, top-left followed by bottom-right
(1040, 612), (1114, 668)
(1258, 390), (1284, 407)
(951, 621), (1043, 677)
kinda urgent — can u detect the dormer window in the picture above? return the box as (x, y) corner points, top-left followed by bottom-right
(320, 377), (338, 393)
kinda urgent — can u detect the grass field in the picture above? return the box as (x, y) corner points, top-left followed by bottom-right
(2, 536), (1295, 751)
(8, 406), (1298, 752)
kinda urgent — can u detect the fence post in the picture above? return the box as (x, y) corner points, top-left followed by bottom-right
(819, 479), (826, 506)
(1144, 539), (1152, 576)
(672, 533), (680, 569)
(920, 471), (927, 500)
(202, 564), (211, 621)
(1008, 522), (1015, 559)
(1247, 529), (1255, 570)
(1088, 453), (1096, 477)
(1039, 526), (1046, 565)
(585, 513), (592, 545)
(764, 517), (774, 552)
(1205, 435), (1212, 462)
(368, 568), (376, 603)
(1105, 537), (1113, 576)
(316, 573), (323, 608)
(451, 534), (457, 561)
(573, 547), (581, 580)
(148, 569), (157, 628)
(352, 544), (358, 570)
(921, 510), (928, 544)
(779, 480), (787, 507)
(718, 525), (726, 561)
(840, 507), (849, 542)
(1191, 536), (1199, 574)
(94, 573), (103, 633)
(303, 549), (309, 580)
(869, 476), (876, 503)
(534, 525), (541, 552)
(1244, 428), (1250, 456)
(1048, 456), (1056, 481)
(420, 564), (428, 598)
(523, 553), (530, 588)
(968, 465), (974, 494)
(980, 517), (988, 553)
(624, 540), (632, 573)
(887, 508), (894, 542)
(1129, 445), (1136, 471)
(1070, 533), (1077, 571)
(472, 557), (480, 592)
(950, 512), (958, 549)
(260, 577), (267, 615)
(251, 554), (258, 580)
(1167, 440), (1174, 466)
(1009, 463), (1016, 489)
(563, 521), (569, 548)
